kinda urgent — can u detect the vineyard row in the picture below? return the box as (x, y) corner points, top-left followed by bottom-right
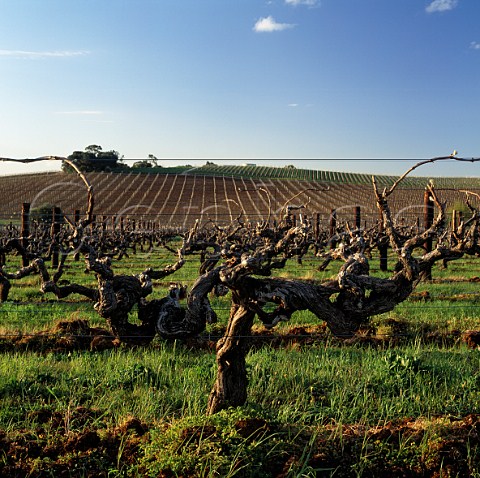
(1, 172), (478, 228)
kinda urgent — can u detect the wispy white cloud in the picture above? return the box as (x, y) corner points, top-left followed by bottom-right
(470, 41), (480, 50)
(54, 110), (103, 115)
(425, 0), (458, 13)
(253, 16), (295, 32)
(53, 110), (113, 123)
(285, 0), (320, 6)
(0, 49), (89, 59)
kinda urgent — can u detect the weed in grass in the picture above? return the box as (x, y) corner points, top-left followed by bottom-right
(137, 408), (292, 477)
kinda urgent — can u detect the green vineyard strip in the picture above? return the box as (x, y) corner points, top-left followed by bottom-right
(185, 163), (480, 188)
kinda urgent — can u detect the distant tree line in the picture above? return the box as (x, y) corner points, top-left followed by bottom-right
(62, 146), (192, 173)
(62, 145), (127, 173)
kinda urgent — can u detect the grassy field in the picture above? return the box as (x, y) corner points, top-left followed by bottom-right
(1, 249), (480, 476)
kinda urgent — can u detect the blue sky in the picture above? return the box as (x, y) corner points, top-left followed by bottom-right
(1, 0), (479, 177)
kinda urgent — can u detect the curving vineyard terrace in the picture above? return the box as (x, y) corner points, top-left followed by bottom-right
(1, 170), (479, 228)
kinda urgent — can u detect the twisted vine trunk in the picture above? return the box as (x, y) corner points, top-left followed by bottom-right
(207, 292), (255, 415)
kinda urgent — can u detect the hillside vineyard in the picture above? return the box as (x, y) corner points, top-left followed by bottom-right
(0, 171), (479, 228)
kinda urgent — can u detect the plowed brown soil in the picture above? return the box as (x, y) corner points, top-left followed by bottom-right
(1, 412), (480, 477)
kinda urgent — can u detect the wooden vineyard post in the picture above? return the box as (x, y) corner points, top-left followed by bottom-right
(21, 203), (30, 267)
(378, 210), (388, 272)
(452, 209), (458, 231)
(329, 209), (337, 249)
(354, 206), (361, 229)
(451, 209), (462, 231)
(423, 189), (435, 280)
(131, 220), (137, 254)
(51, 206), (61, 268)
(102, 215), (107, 240)
(314, 213), (320, 254)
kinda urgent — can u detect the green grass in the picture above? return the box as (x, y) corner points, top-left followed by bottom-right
(3, 342), (479, 432)
(0, 342), (479, 476)
(2, 248), (480, 475)
(247, 344), (480, 424)
(0, 344), (215, 429)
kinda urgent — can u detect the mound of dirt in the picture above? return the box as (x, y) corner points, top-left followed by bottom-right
(0, 408), (149, 477)
(0, 319), (119, 354)
(0, 318), (475, 354)
(1, 405), (480, 475)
